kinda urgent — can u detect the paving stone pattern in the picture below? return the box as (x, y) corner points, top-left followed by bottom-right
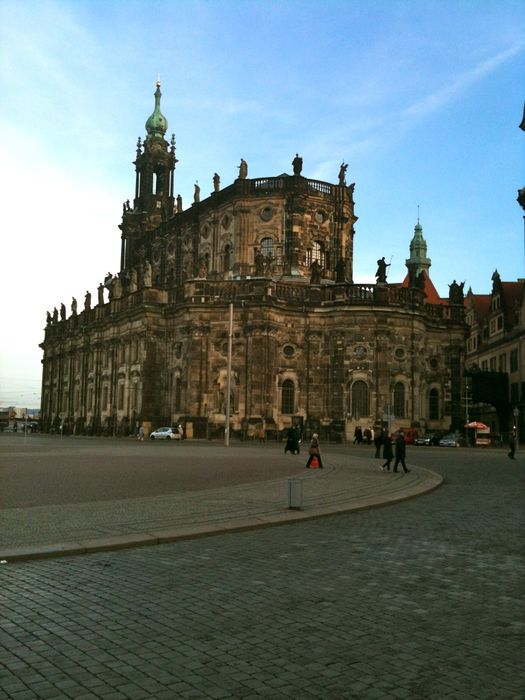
(1, 449), (524, 699)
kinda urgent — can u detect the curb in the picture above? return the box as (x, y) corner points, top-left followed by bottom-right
(0, 469), (443, 563)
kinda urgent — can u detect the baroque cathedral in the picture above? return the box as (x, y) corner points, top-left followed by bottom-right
(40, 83), (466, 439)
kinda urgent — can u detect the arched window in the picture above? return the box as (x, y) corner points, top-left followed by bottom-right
(261, 237), (273, 257)
(394, 382), (405, 419)
(429, 388), (439, 420)
(352, 381), (369, 419)
(306, 240), (326, 268)
(281, 379), (295, 414)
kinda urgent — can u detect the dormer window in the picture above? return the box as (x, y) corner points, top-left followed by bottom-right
(491, 295), (501, 311)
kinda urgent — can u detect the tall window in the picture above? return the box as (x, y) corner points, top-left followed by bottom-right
(306, 240), (325, 268)
(261, 237), (273, 257)
(281, 379), (295, 414)
(429, 388), (439, 420)
(393, 382), (405, 419)
(352, 381), (369, 418)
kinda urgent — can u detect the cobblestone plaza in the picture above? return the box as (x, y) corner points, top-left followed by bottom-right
(1, 437), (524, 699)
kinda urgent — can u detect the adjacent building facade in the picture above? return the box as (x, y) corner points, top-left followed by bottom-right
(40, 84), (466, 439)
(464, 272), (525, 434)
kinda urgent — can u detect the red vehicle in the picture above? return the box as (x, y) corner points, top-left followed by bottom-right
(390, 428), (418, 444)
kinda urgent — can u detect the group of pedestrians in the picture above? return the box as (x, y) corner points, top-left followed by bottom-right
(283, 426), (324, 468)
(377, 430), (410, 474)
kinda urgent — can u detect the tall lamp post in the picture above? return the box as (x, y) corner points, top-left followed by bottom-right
(513, 406), (519, 453)
(225, 303), (233, 446)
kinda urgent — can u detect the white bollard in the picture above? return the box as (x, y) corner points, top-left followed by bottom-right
(287, 477), (303, 510)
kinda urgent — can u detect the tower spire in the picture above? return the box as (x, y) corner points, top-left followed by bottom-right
(145, 80), (168, 139)
(405, 217), (431, 278)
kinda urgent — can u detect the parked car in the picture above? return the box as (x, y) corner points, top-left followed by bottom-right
(149, 426), (182, 440)
(414, 433), (435, 446)
(438, 433), (462, 447)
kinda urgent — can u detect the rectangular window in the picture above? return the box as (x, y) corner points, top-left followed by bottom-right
(118, 384), (124, 410)
(499, 354), (506, 372)
(490, 357), (496, 371)
(510, 349), (519, 373)
(481, 360), (488, 371)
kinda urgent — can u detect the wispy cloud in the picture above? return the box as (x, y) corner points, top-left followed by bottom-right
(403, 42), (525, 120)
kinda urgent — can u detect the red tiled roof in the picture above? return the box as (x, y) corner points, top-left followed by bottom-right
(400, 272), (447, 305)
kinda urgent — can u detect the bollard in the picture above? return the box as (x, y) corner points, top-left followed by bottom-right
(287, 477), (303, 510)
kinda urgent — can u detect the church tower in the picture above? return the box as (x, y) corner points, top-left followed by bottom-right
(120, 81), (177, 271)
(405, 219), (431, 281)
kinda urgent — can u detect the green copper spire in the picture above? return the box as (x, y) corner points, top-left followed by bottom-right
(145, 80), (168, 138)
(405, 218), (431, 275)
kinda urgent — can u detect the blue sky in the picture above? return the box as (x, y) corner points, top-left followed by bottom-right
(1, 0), (524, 408)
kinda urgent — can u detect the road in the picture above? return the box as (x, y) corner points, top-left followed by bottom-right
(1, 437), (524, 699)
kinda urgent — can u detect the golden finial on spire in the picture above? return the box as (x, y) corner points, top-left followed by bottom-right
(156, 73), (161, 88)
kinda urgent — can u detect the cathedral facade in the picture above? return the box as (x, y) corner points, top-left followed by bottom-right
(40, 84), (466, 439)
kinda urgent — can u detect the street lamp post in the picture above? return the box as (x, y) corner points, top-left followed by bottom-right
(513, 406), (519, 452)
(225, 303), (233, 447)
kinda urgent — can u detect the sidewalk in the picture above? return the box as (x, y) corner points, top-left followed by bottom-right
(0, 452), (442, 562)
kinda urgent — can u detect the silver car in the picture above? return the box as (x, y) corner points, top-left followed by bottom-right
(149, 426), (182, 440)
(438, 433), (461, 447)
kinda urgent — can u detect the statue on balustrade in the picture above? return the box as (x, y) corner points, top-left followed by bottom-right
(97, 283), (105, 306)
(338, 162), (348, 186)
(129, 268), (138, 293)
(254, 248), (265, 276)
(60, 303), (66, 321)
(143, 260), (152, 288)
(310, 259), (322, 284)
(71, 297), (77, 316)
(375, 257), (390, 284)
(238, 158), (248, 179)
(448, 279), (465, 305)
(84, 291), (91, 311)
(335, 258), (346, 283)
(292, 153), (303, 175)
(213, 173), (220, 192)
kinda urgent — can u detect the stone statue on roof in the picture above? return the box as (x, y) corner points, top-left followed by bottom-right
(238, 159), (248, 179)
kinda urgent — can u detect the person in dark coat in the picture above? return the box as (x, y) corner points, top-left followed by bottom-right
(284, 426), (300, 455)
(380, 434), (393, 471)
(374, 428), (384, 458)
(393, 431), (410, 474)
(508, 429), (516, 459)
(306, 433), (323, 468)
(354, 426), (363, 444)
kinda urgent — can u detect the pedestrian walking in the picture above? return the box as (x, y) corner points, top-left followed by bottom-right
(380, 434), (393, 471)
(508, 429), (516, 459)
(374, 428), (384, 458)
(137, 425), (145, 441)
(354, 426), (363, 444)
(393, 431), (410, 473)
(306, 433), (324, 468)
(284, 426), (300, 454)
